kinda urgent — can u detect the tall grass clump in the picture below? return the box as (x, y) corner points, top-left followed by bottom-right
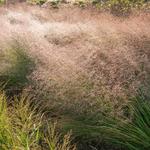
(0, 89), (76, 150)
(0, 90), (13, 150)
(10, 95), (42, 150)
(0, 91), (42, 149)
(99, 97), (150, 150)
(45, 122), (76, 150)
(0, 42), (34, 95)
(64, 95), (150, 149)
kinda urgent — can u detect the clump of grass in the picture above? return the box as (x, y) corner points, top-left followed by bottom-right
(0, 90), (13, 150)
(107, 0), (146, 16)
(10, 95), (42, 150)
(68, 96), (150, 150)
(0, 41), (34, 95)
(0, 91), (42, 149)
(92, 0), (147, 16)
(45, 122), (76, 150)
(0, 89), (76, 150)
(99, 97), (150, 150)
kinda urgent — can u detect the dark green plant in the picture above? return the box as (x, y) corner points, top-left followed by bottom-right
(64, 96), (150, 149)
(50, 0), (60, 8)
(0, 42), (34, 95)
(98, 97), (150, 150)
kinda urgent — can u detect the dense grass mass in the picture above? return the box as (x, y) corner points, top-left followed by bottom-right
(100, 98), (150, 150)
(0, 42), (34, 95)
(0, 91), (41, 149)
(66, 97), (150, 150)
(0, 90), (76, 150)
(0, 0), (150, 150)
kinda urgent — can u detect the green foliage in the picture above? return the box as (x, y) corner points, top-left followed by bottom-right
(11, 95), (42, 150)
(91, 0), (98, 5)
(73, 0), (87, 8)
(61, 92), (150, 149)
(107, 0), (144, 15)
(0, 0), (5, 5)
(27, 0), (60, 8)
(45, 123), (76, 150)
(0, 89), (76, 150)
(0, 91), (42, 149)
(107, 0), (132, 15)
(27, 0), (47, 5)
(37, 0), (47, 5)
(0, 91), (13, 150)
(0, 42), (34, 95)
(76, 0), (86, 7)
(50, 0), (60, 8)
(92, 0), (145, 15)
(98, 97), (150, 149)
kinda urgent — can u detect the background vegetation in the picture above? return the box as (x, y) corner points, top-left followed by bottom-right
(0, 0), (150, 149)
